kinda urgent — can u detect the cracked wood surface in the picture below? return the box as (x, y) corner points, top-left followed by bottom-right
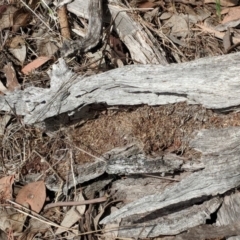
(1, 52), (240, 124)
(118, 197), (222, 238)
(35, 144), (183, 192)
(108, 0), (168, 64)
(100, 126), (240, 224)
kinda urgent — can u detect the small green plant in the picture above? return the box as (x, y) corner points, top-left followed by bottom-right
(215, 0), (221, 22)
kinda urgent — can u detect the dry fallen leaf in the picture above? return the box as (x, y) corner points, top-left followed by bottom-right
(9, 45), (26, 65)
(55, 192), (86, 235)
(3, 62), (21, 91)
(165, 14), (189, 38)
(0, 5), (17, 31)
(0, 175), (15, 201)
(221, 6), (240, 24)
(15, 181), (46, 213)
(8, 36), (26, 64)
(0, 207), (27, 236)
(37, 34), (59, 57)
(12, 8), (32, 32)
(197, 22), (240, 45)
(21, 56), (52, 75)
(20, 217), (51, 239)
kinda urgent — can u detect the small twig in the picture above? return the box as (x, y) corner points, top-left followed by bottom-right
(70, 143), (106, 163)
(43, 196), (107, 211)
(57, 5), (71, 39)
(33, 150), (64, 182)
(142, 174), (180, 182)
(69, 149), (77, 196)
(20, 0), (54, 32)
(7, 199), (73, 231)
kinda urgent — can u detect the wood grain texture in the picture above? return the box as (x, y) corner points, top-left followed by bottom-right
(61, 0), (102, 57)
(216, 192), (240, 240)
(174, 222), (240, 240)
(100, 127), (240, 224)
(108, 0), (168, 64)
(118, 197), (222, 238)
(105, 144), (184, 174)
(1, 52), (240, 125)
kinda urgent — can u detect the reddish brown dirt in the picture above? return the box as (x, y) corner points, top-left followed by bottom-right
(69, 102), (240, 164)
(2, 102), (240, 179)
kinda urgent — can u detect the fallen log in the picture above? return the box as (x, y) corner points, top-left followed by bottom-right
(1, 52), (240, 125)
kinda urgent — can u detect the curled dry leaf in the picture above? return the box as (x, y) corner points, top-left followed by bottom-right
(15, 181), (46, 213)
(12, 8), (32, 32)
(223, 28), (231, 51)
(0, 175), (15, 201)
(21, 56), (52, 75)
(8, 36), (26, 64)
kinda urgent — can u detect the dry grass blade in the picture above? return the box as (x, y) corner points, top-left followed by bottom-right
(6, 199), (75, 231)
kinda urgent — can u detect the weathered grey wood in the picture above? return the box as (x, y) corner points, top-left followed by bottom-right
(44, 159), (107, 193)
(190, 127), (240, 155)
(105, 144), (184, 175)
(216, 192), (240, 240)
(26, 144), (181, 192)
(67, 0), (110, 23)
(61, 0), (103, 57)
(174, 222), (240, 240)
(111, 172), (191, 205)
(117, 198), (222, 238)
(84, 178), (113, 199)
(66, 0), (167, 63)
(100, 127), (240, 224)
(2, 53), (240, 124)
(67, 0), (89, 19)
(108, 0), (168, 64)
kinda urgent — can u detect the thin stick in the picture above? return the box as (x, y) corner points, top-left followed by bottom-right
(20, 0), (54, 32)
(143, 174), (180, 182)
(6, 199), (74, 231)
(43, 196), (107, 211)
